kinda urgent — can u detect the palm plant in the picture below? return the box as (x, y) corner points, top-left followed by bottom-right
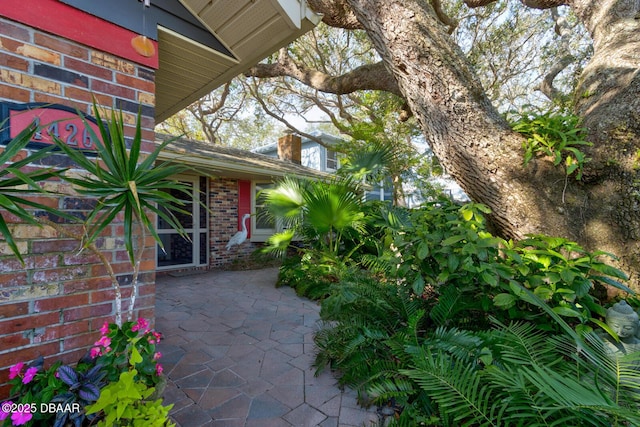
(262, 176), (365, 256)
(0, 121), (71, 263)
(54, 104), (192, 325)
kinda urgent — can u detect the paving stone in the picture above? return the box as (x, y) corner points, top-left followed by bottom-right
(247, 394), (290, 419)
(207, 393), (251, 419)
(267, 384), (305, 408)
(175, 369), (215, 389)
(210, 369), (246, 388)
(171, 404), (213, 426)
(284, 403), (328, 427)
(199, 388), (242, 411)
(157, 269), (379, 427)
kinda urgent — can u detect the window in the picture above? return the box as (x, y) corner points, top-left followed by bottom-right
(156, 175), (208, 269)
(326, 149), (338, 171)
(251, 182), (276, 242)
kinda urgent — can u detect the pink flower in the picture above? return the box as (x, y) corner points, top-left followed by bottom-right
(9, 362), (24, 380)
(148, 331), (162, 344)
(11, 406), (32, 425)
(99, 321), (110, 336)
(153, 352), (162, 360)
(95, 336), (111, 348)
(90, 347), (102, 359)
(131, 318), (149, 332)
(155, 363), (163, 376)
(22, 367), (38, 384)
(0, 401), (12, 421)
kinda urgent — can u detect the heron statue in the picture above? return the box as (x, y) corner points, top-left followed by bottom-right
(225, 213), (251, 251)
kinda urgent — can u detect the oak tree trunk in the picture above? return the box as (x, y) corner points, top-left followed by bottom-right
(344, 0), (640, 289)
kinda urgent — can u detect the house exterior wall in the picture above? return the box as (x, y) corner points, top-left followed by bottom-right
(208, 178), (261, 267)
(0, 15), (156, 398)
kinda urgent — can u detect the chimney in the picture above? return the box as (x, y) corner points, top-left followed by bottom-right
(277, 133), (302, 164)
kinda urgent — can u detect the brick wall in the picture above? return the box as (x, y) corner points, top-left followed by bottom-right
(0, 17), (156, 398)
(209, 178), (260, 267)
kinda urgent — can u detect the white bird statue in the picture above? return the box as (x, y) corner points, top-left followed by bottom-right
(226, 213), (251, 251)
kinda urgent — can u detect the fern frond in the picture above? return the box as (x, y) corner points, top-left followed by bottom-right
(400, 348), (500, 427)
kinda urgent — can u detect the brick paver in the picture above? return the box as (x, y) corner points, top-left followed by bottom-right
(155, 268), (383, 427)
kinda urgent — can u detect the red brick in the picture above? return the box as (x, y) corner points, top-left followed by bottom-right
(91, 315), (117, 331)
(26, 254), (60, 270)
(0, 302), (29, 319)
(32, 239), (80, 254)
(34, 33), (88, 60)
(0, 52), (28, 71)
(33, 320), (90, 344)
(137, 283), (156, 296)
(53, 348), (88, 367)
(31, 266), (89, 284)
(0, 383), (11, 400)
(63, 252), (102, 266)
(116, 72), (155, 93)
(0, 272), (28, 288)
(66, 56), (113, 81)
(0, 333), (30, 349)
(0, 312), (60, 335)
(0, 82), (30, 102)
(64, 86), (112, 106)
(33, 293), (89, 313)
(0, 342), (59, 370)
(91, 79), (134, 100)
(62, 332), (96, 352)
(63, 276), (114, 294)
(0, 20), (29, 41)
(63, 303), (112, 322)
(33, 93), (87, 111)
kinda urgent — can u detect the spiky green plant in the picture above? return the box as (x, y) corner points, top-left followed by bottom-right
(0, 121), (70, 263)
(54, 104), (192, 324)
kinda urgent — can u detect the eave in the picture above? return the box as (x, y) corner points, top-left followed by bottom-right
(155, 0), (321, 122)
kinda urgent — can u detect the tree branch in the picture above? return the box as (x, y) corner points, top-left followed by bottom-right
(463, 0), (567, 8)
(306, 0), (363, 29)
(537, 7), (575, 102)
(430, 0), (458, 34)
(246, 55), (402, 97)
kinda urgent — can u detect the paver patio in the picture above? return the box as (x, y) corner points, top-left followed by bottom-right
(155, 267), (383, 427)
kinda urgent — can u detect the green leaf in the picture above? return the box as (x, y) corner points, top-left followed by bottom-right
(552, 306), (582, 318)
(481, 270), (498, 287)
(416, 242), (430, 260)
(493, 293), (517, 308)
(533, 286), (554, 301)
(130, 346), (143, 365)
(412, 275), (425, 295)
(441, 235), (466, 246)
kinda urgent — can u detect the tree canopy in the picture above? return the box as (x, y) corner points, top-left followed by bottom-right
(158, 0), (640, 290)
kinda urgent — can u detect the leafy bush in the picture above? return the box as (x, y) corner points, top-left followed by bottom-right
(369, 199), (631, 333)
(512, 110), (592, 179)
(307, 196), (638, 425)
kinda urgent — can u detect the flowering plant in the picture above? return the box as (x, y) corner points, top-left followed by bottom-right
(1, 318), (167, 426)
(0, 357), (60, 426)
(92, 318), (164, 388)
(0, 355), (105, 427)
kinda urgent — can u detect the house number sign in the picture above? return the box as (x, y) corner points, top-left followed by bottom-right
(0, 102), (101, 150)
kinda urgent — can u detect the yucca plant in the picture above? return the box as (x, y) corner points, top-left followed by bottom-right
(0, 121), (71, 263)
(54, 103), (192, 325)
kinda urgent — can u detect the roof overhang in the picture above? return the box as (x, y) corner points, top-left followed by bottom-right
(155, 0), (322, 122)
(156, 134), (329, 181)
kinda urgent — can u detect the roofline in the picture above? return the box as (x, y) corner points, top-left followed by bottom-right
(155, 136), (329, 180)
